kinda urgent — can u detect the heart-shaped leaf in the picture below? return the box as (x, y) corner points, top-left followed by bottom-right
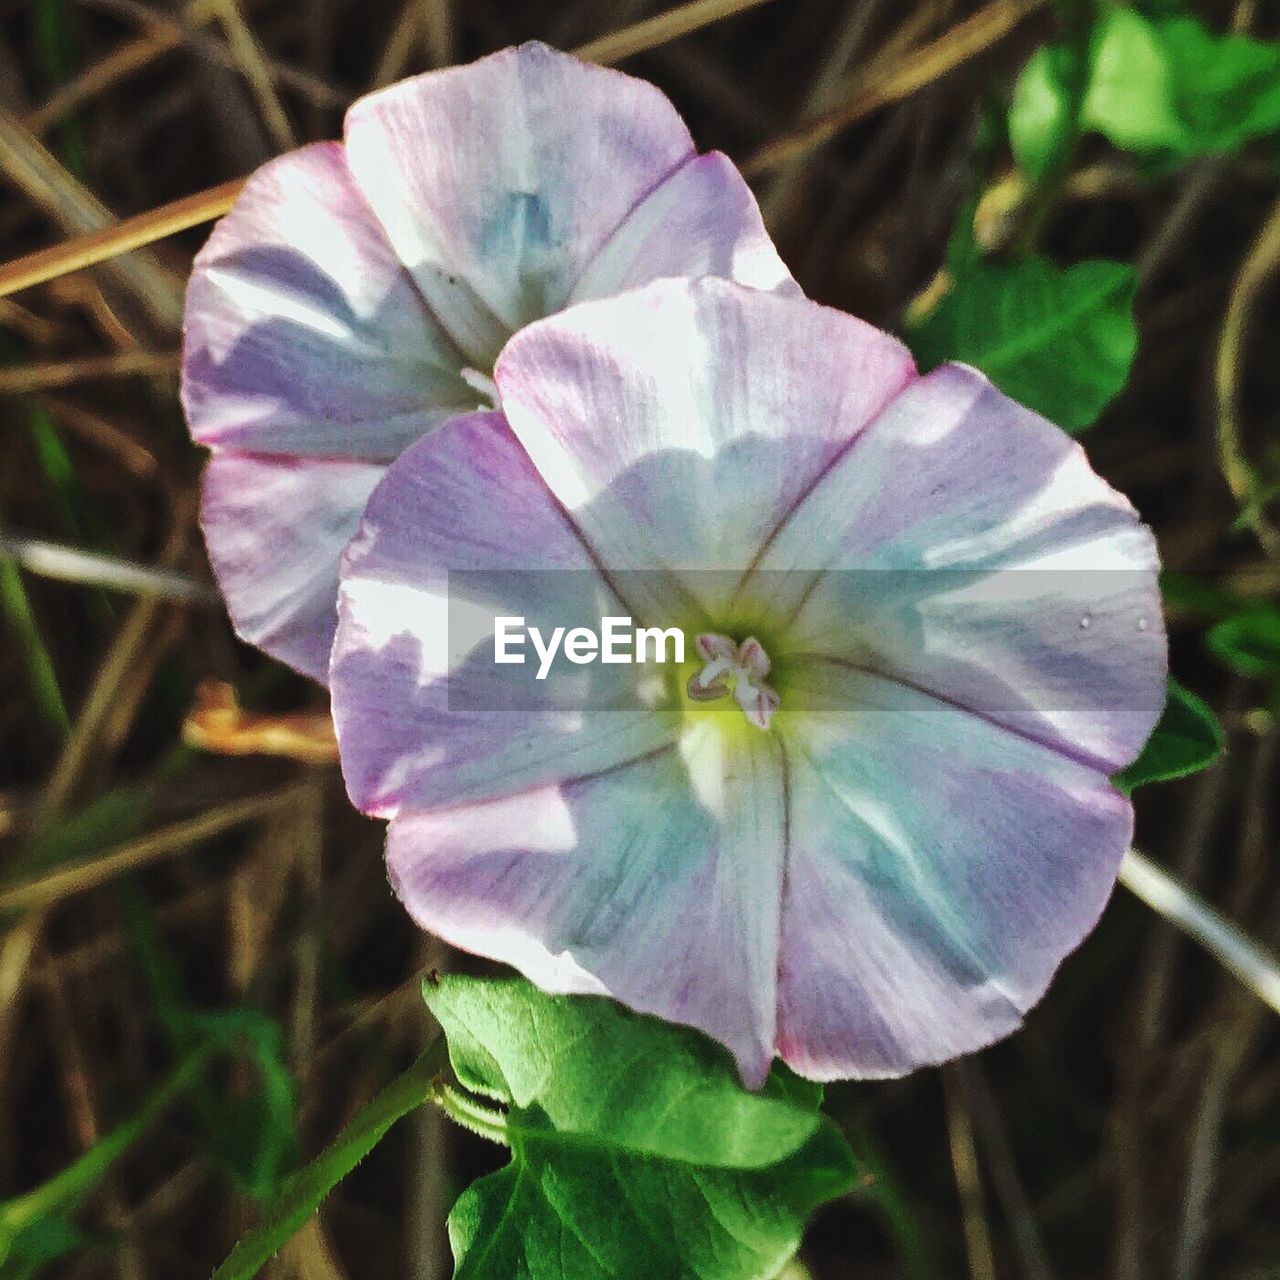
(908, 257), (1137, 432)
(426, 977), (856, 1280)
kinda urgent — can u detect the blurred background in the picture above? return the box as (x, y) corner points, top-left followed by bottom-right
(1, 0), (1278, 1276)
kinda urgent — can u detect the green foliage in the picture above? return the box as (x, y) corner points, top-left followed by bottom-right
(908, 256), (1137, 432)
(1008, 44), (1082, 182)
(427, 977), (856, 1280)
(211, 1044), (446, 1280)
(1011, 9), (1280, 169)
(0, 1217), (82, 1280)
(0, 557), (68, 741)
(124, 885), (299, 1199)
(189, 1012), (299, 1199)
(0, 1048), (210, 1277)
(1115, 679), (1225, 791)
(1207, 608), (1280, 679)
(6, 788), (146, 883)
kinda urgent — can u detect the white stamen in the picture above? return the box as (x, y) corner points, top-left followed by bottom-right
(687, 633), (779, 729)
(461, 366), (500, 406)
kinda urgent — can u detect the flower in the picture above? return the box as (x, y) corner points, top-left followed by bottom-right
(182, 42), (793, 681)
(329, 278), (1168, 1086)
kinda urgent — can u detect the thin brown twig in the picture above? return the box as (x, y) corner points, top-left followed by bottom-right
(744, 0), (1049, 176)
(0, 296), (70, 344)
(0, 106), (185, 329)
(373, 0), (424, 88)
(417, 0), (455, 67)
(26, 31), (176, 137)
(0, 179), (244, 301)
(0, 783), (315, 914)
(1172, 728), (1276, 1280)
(37, 393), (160, 480)
(574, 0), (777, 66)
(943, 1065), (998, 1280)
(758, 0), (893, 232)
(81, 0), (346, 110)
(209, 0), (297, 151)
(38, 960), (150, 1280)
(25, 0), (237, 135)
(960, 1060), (1055, 1280)
(0, 350), (180, 395)
(0, 0), (781, 302)
(1214, 191), (1280, 559)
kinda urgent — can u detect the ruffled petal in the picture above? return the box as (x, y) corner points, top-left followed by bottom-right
(775, 663), (1134, 1079)
(570, 151), (797, 303)
(494, 279), (916, 620)
(330, 411), (677, 818)
(201, 452), (384, 681)
(751, 362), (1166, 772)
(183, 141), (475, 460)
(343, 42), (697, 369)
(386, 723), (785, 1087)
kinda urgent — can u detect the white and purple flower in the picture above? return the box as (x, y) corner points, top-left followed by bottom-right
(329, 279), (1168, 1085)
(183, 42), (792, 680)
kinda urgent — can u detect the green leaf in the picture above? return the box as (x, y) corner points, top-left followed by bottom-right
(0, 1047), (209, 1271)
(189, 1011), (298, 1199)
(1008, 45), (1080, 182)
(1157, 17), (1280, 155)
(1207, 609), (1280, 679)
(1114, 679), (1224, 791)
(1158, 570), (1251, 622)
(0, 1216), (82, 1280)
(1080, 9), (1184, 152)
(212, 1042), (446, 1280)
(427, 977), (856, 1280)
(1014, 11), (1280, 167)
(908, 256), (1137, 432)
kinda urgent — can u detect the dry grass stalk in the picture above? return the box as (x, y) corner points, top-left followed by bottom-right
(0, 106), (185, 328)
(744, 0), (1049, 175)
(0, 349), (180, 394)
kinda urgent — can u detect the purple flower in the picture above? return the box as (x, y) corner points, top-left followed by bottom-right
(182, 42), (792, 680)
(329, 279), (1168, 1085)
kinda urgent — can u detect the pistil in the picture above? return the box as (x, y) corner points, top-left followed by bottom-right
(687, 633), (780, 729)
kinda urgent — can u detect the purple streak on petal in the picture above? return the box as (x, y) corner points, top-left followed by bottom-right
(343, 42), (696, 369)
(330, 410), (676, 819)
(182, 141), (475, 460)
(570, 151), (797, 303)
(495, 279), (916, 607)
(775, 665), (1134, 1079)
(755, 362), (1167, 772)
(385, 725), (785, 1088)
(201, 451), (384, 681)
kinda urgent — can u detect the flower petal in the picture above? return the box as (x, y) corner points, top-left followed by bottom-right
(343, 42), (697, 369)
(494, 279), (916, 618)
(751, 362), (1166, 772)
(201, 452), (384, 681)
(331, 411), (677, 819)
(775, 663), (1134, 1079)
(183, 141), (475, 460)
(386, 723), (786, 1087)
(570, 151), (797, 303)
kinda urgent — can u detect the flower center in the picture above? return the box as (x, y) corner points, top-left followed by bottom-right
(686, 633), (780, 730)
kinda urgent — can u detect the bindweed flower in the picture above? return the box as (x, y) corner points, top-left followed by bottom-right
(182, 42), (792, 680)
(329, 279), (1168, 1086)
